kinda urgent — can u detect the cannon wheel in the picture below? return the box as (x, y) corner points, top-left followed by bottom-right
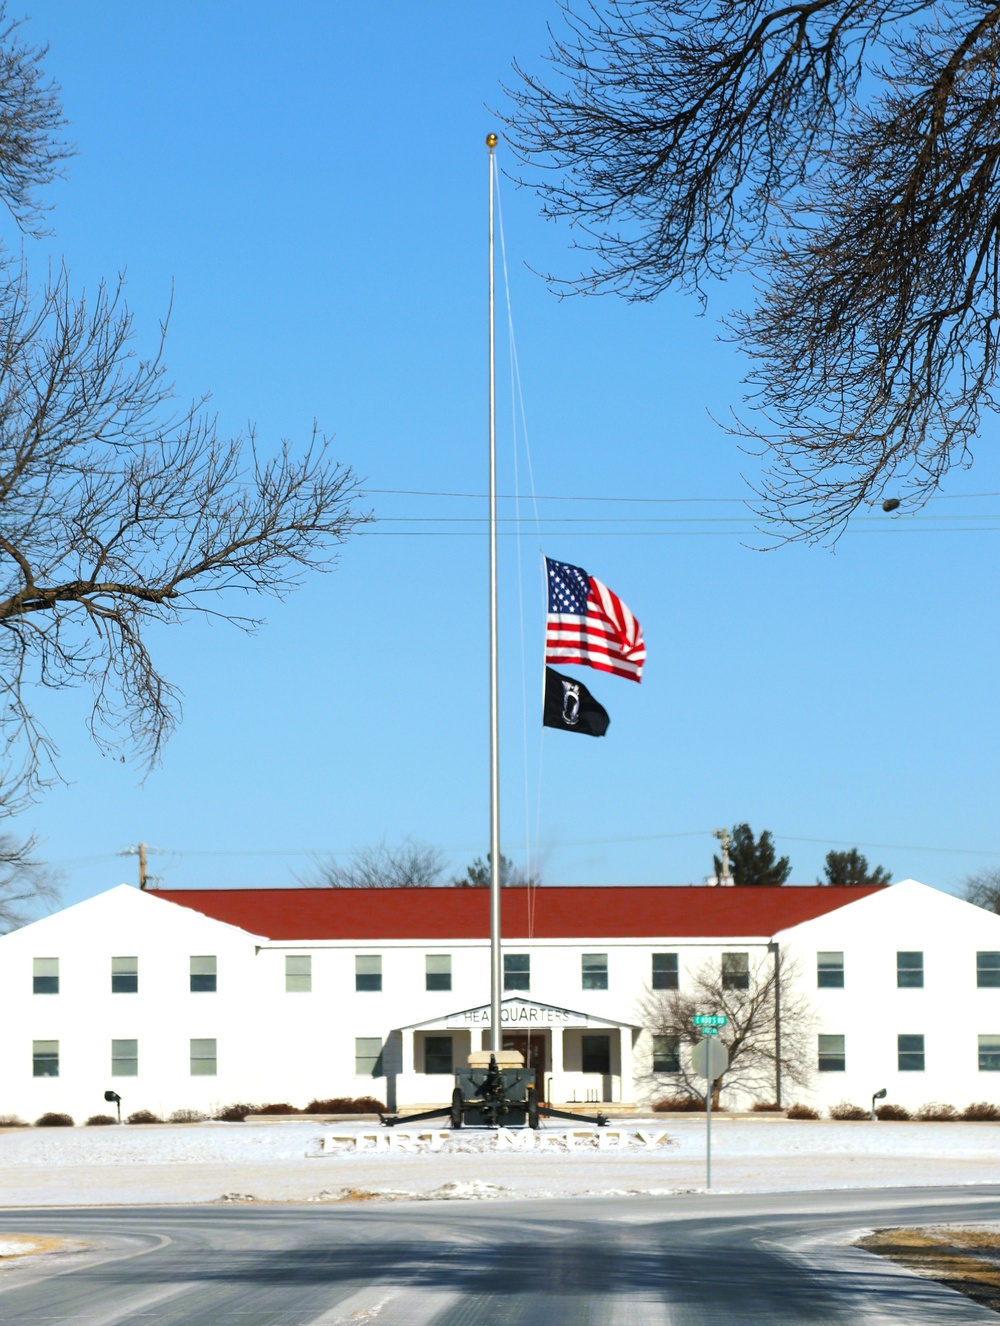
(451, 1086), (464, 1129)
(527, 1086), (540, 1130)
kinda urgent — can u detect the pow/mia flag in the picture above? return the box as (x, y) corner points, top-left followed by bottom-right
(543, 666), (610, 737)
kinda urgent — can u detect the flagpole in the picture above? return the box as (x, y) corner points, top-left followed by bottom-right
(487, 132), (502, 1053)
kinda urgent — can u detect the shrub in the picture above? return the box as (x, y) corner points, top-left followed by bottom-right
(786, 1104), (819, 1119)
(828, 1101), (869, 1121)
(652, 1096), (705, 1112)
(303, 1096), (387, 1114)
(751, 1101), (783, 1112)
(126, 1110), (162, 1125)
(214, 1103), (256, 1122)
(248, 1103), (301, 1116)
(85, 1114), (118, 1126)
(875, 1103), (911, 1121)
(916, 1102), (959, 1121)
(35, 1112), (73, 1127)
(168, 1108), (207, 1123)
(962, 1101), (1000, 1121)
(0, 1114), (28, 1127)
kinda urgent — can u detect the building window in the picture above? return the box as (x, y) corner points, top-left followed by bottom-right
(356, 955), (382, 992)
(898, 1034), (925, 1072)
(504, 953), (530, 991)
(979, 1035), (1000, 1072)
(424, 1036), (454, 1074)
(817, 952), (844, 989)
(33, 957), (59, 995)
(582, 1034), (611, 1074)
(32, 1040), (58, 1077)
(652, 953), (679, 990)
(355, 1037), (384, 1076)
(818, 1034), (846, 1072)
(897, 951), (924, 988)
(652, 1034), (680, 1073)
(285, 955), (311, 993)
(582, 953), (608, 990)
(722, 952), (750, 991)
(111, 956), (138, 994)
(112, 1039), (138, 1077)
(426, 954), (451, 992)
(190, 956), (217, 993)
(977, 953), (1000, 989)
(190, 1038), (217, 1076)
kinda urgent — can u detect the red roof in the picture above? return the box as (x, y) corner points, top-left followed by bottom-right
(151, 884), (882, 941)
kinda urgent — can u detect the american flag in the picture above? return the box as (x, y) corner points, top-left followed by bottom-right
(544, 556), (646, 683)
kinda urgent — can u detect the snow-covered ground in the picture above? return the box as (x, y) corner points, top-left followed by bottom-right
(1, 1117), (999, 1206)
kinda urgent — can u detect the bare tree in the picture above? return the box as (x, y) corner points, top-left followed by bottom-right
(507, 2), (1000, 541)
(0, 7), (368, 927)
(303, 839), (446, 890)
(0, 830), (60, 933)
(964, 868), (1000, 915)
(0, 267), (367, 805)
(638, 951), (814, 1106)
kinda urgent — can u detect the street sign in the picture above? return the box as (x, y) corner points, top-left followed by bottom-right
(692, 1037), (729, 1080)
(693, 1014), (727, 1027)
(701, 1026), (719, 1036)
(691, 1037), (730, 1193)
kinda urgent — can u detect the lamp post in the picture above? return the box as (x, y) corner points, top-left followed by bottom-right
(104, 1090), (122, 1124)
(871, 1087), (887, 1121)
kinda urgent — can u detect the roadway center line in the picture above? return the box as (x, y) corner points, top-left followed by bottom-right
(303, 1285), (460, 1326)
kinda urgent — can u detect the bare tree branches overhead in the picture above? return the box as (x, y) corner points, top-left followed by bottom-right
(0, 263), (368, 808)
(507, 2), (1000, 540)
(0, 8), (69, 234)
(638, 952), (814, 1106)
(0, 5), (368, 926)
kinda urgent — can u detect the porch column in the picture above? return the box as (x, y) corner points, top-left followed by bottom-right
(619, 1028), (634, 1103)
(401, 1030), (414, 1076)
(550, 1027), (564, 1099)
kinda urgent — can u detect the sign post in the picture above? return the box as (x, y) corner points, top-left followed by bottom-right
(691, 1032), (729, 1190)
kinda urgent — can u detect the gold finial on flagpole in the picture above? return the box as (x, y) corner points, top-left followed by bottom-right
(486, 132), (498, 149)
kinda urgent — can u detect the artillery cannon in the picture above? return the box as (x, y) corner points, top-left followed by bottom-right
(380, 1051), (609, 1129)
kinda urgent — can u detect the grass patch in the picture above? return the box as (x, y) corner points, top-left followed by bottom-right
(858, 1226), (1000, 1314)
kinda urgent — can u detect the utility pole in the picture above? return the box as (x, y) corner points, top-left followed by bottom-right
(119, 842), (155, 890)
(712, 828), (733, 886)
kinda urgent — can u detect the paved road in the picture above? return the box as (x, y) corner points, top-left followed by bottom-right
(1, 1187), (999, 1324)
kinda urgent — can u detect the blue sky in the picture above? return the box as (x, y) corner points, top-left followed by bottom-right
(15, 1), (1000, 905)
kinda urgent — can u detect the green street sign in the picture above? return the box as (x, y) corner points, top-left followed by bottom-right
(701, 1026), (719, 1036)
(693, 1014), (727, 1027)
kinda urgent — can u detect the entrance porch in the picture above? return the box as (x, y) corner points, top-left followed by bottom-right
(390, 996), (640, 1109)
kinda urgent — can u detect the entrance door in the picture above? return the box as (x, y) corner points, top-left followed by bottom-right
(502, 1033), (546, 1101)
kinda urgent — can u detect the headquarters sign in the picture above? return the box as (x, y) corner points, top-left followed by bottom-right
(446, 999), (591, 1030)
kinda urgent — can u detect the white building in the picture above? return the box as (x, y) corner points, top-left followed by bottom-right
(0, 878), (997, 1122)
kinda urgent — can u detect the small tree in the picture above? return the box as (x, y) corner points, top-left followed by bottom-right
(820, 849), (890, 888)
(714, 824), (790, 887)
(303, 839), (445, 889)
(450, 852), (539, 888)
(965, 869), (1000, 916)
(639, 952), (814, 1107)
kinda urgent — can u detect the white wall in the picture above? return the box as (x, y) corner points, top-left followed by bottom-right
(776, 881), (1000, 1114)
(1, 879), (997, 1121)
